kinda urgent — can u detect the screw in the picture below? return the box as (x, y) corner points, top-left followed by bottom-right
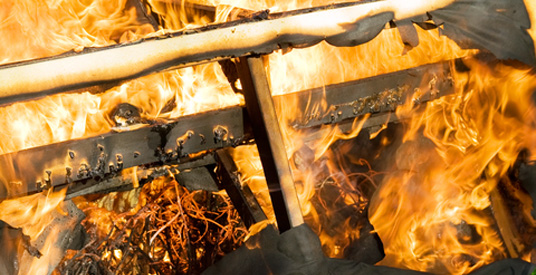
(213, 126), (229, 143)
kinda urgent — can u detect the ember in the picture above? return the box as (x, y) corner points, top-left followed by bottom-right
(0, 0), (535, 274)
(54, 176), (246, 274)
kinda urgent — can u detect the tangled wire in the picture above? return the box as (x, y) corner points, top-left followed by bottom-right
(54, 175), (247, 274)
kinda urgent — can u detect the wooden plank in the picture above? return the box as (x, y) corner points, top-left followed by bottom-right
(236, 56), (304, 231)
(0, 0), (460, 105)
(0, 61), (453, 200)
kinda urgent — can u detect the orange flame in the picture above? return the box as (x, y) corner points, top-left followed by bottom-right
(0, 0), (535, 274)
(0, 189), (70, 274)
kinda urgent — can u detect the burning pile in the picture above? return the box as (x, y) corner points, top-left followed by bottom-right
(0, 0), (535, 274)
(54, 177), (246, 274)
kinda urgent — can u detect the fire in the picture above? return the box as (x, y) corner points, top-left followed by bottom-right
(0, 0), (154, 64)
(234, 2), (475, 266)
(0, 189), (65, 241)
(0, 1), (241, 274)
(217, 1), (536, 274)
(0, 0), (242, 155)
(369, 59), (536, 274)
(0, 0), (535, 274)
(0, 189), (74, 274)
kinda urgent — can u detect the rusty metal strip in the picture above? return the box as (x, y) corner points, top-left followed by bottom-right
(0, 61), (454, 200)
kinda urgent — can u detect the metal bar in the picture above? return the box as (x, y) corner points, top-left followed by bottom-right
(0, 61), (454, 200)
(236, 56), (304, 232)
(215, 149), (267, 228)
(0, 0), (460, 105)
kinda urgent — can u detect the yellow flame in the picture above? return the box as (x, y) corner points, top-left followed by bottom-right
(1, 0), (535, 274)
(0, 189), (66, 239)
(369, 59), (536, 273)
(0, 0), (154, 63)
(0, 189), (69, 275)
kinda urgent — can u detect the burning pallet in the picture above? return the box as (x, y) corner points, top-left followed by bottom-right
(0, 0), (535, 274)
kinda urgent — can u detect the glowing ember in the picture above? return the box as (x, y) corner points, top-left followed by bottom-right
(55, 176), (246, 274)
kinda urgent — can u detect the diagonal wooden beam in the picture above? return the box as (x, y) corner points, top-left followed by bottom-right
(236, 55), (304, 231)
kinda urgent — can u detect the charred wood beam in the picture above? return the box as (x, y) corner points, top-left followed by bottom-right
(236, 56), (304, 232)
(274, 61), (452, 129)
(0, 61), (454, 200)
(0, 0), (529, 105)
(215, 149), (267, 228)
(0, 106), (246, 200)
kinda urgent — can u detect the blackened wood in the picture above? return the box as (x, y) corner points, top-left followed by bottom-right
(236, 56), (304, 232)
(273, 61), (453, 128)
(0, 106), (246, 200)
(215, 149), (267, 228)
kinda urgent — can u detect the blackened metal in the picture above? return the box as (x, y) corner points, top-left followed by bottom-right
(215, 149), (267, 228)
(65, 153), (216, 199)
(175, 166), (219, 192)
(112, 103), (143, 127)
(236, 56), (304, 232)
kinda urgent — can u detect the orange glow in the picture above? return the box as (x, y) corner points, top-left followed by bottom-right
(0, 0), (242, 155)
(0, 0), (535, 274)
(0, 0), (154, 64)
(0, 189), (65, 239)
(0, 1), (241, 274)
(0, 189), (69, 274)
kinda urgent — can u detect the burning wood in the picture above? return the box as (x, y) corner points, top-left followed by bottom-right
(0, 0), (536, 274)
(53, 178), (247, 274)
(0, 0), (532, 105)
(0, 61), (453, 200)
